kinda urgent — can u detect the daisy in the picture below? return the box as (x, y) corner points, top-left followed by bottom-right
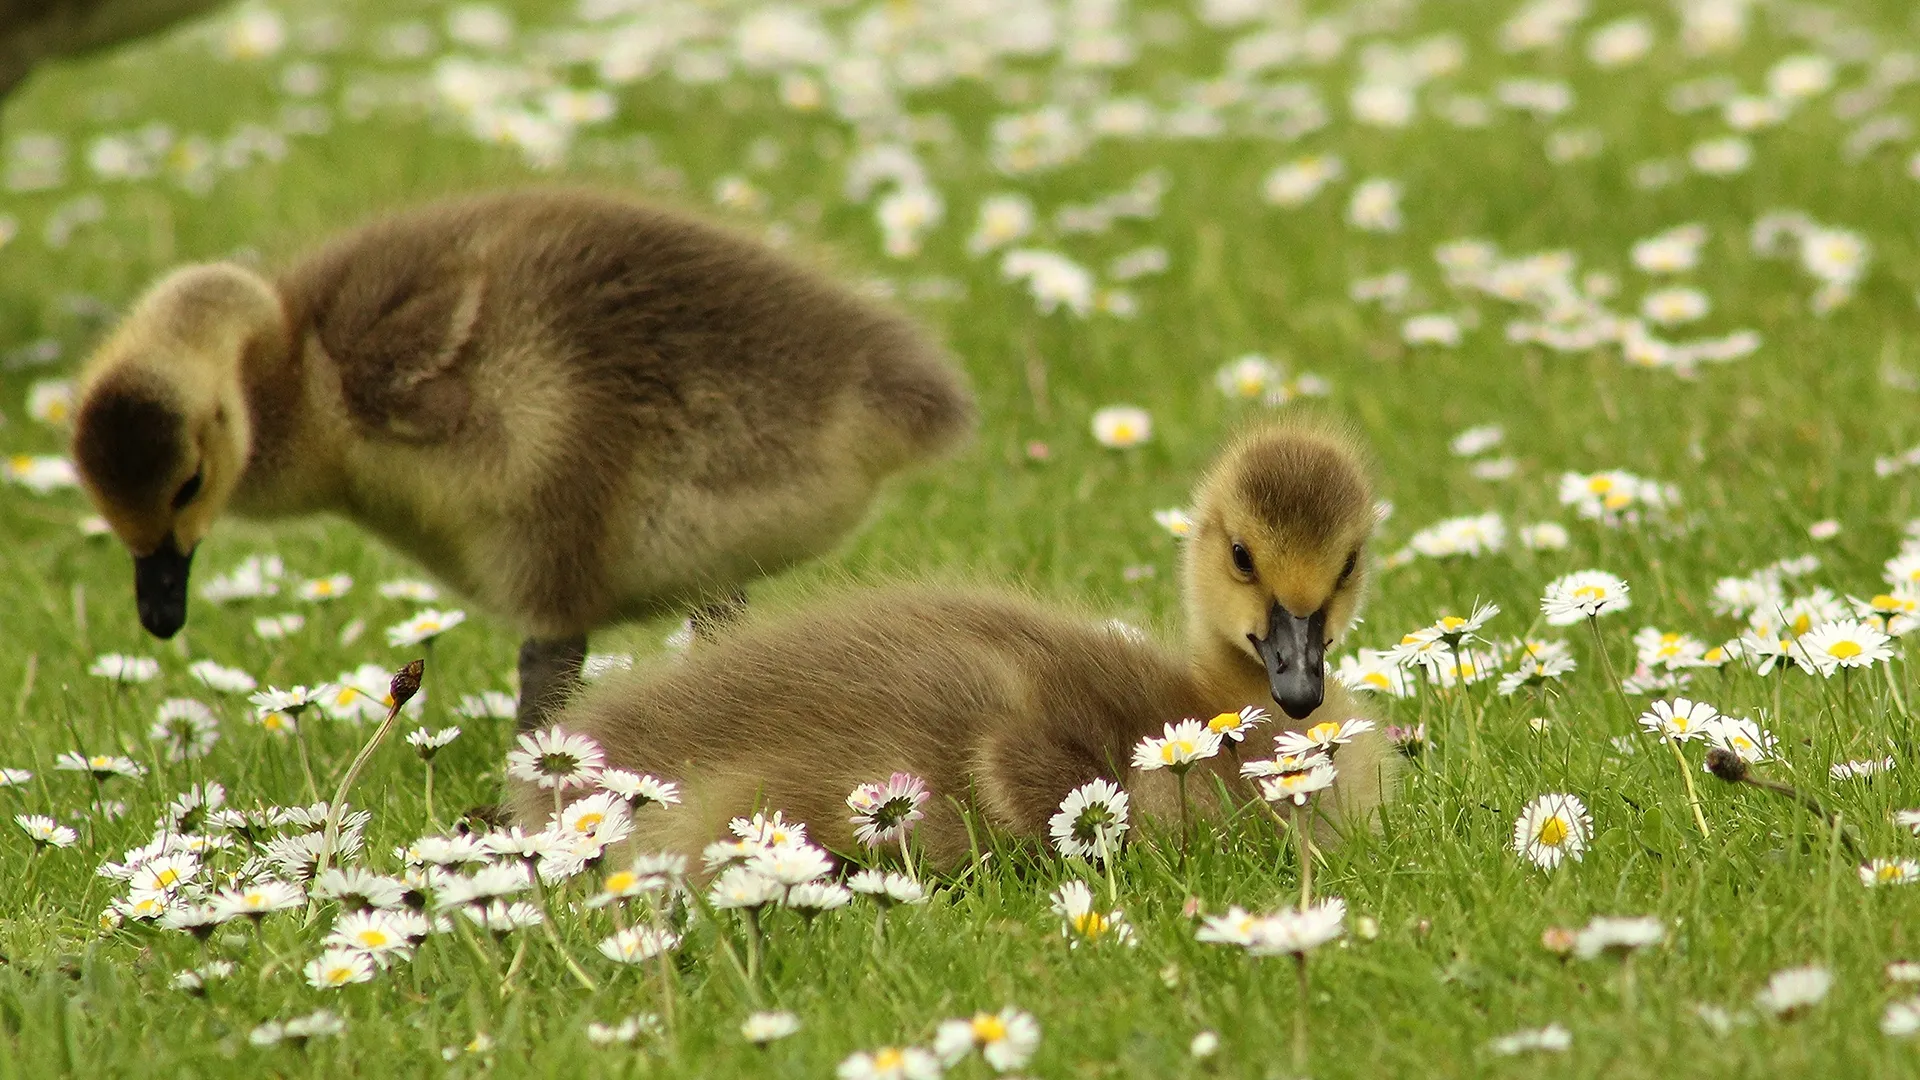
(1512, 793), (1591, 870)
(1515, 522), (1568, 551)
(585, 1017), (649, 1045)
(129, 852), (199, 894)
(785, 881), (853, 916)
(461, 901), (545, 933)
(1153, 508), (1194, 538)
(1639, 698), (1718, 742)
(1854, 592), (1920, 636)
(1274, 717), (1375, 757)
(1205, 706), (1268, 743)
(405, 727), (461, 758)
(304, 948), (375, 989)
(142, 700), (219, 763)
(1641, 287), (1710, 326)
(742, 1011), (801, 1044)
(1449, 424), (1504, 457)
(89, 653), (159, 683)
(1863, 859), (1920, 887)
(1049, 880), (1134, 946)
(249, 685), (326, 717)
(1402, 313), (1462, 347)
(846, 772), (930, 847)
(1572, 916), (1664, 959)
(1488, 1024), (1572, 1056)
(1405, 512), (1507, 558)
(385, 608), (467, 648)
(180, 661), (253, 698)
(1631, 225), (1706, 274)
(1132, 718), (1222, 772)
(1335, 651), (1411, 697)
(1091, 405), (1151, 448)
(1215, 355), (1279, 399)
(1754, 966), (1831, 1018)
(837, 1046), (942, 1080)
(746, 843), (833, 887)
(0, 769), (30, 787)
(310, 867), (409, 911)
(598, 769), (681, 808)
(210, 879), (305, 922)
(53, 752), (147, 780)
(847, 869), (925, 907)
(455, 691), (516, 720)
(1496, 653), (1577, 696)
(1831, 757), (1897, 781)
(505, 726), (605, 791)
(1884, 1000), (1920, 1038)
(1049, 779), (1130, 861)
(1257, 762), (1336, 806)
(253, 613), (305, 640)
(1261, 155), (1343, 206)
(1795, 619), (1893, 676)
(933, 1007), (1040, 1071)
(1541, 571), (1632, 625)
(296, 574), (353, 602)
(377, 578), (440, 602)
(3, 455), (78, 494)
(597, 927), (681, 964)
(15, 814), (76, 849)
(966, 194), (1034, 256)
(1196, 906), (1261, 947)
(1703, 715), (1776, 763)
(1896, 810), (1920, 835)
(1244, 897), (1347, 956)
(1346, 177), (1403, 233)
(708, 866), (782, 910)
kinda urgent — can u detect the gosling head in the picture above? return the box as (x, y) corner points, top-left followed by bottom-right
(71, 263), (281, 638)
(1184, 420), (1376, 720)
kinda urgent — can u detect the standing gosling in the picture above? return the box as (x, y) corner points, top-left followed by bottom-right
(69, 188), (975, 727)
(512, 421), (1393, 865)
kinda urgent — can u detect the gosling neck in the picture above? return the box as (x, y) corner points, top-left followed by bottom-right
(230, 305), (340, 515)
(1187, 631), (1275, 718)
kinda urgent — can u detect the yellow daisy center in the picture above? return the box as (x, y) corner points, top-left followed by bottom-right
(1208, 712), (1239, 732)
(1111, 423), (1136, 442)
(1538, 816), (1570, 846)
(154, 868), (180, 888)
(1572, 585), (1606, 602)
(1073, 911), (1110, 937)
(325, 966), (354, 985)
(1588, 477), (1614, 494)
(971, 1014), (1007, 1043)
(873, 1049), (905, 1069)
(1439, 616), (1466, 631)
(573, 812), (604, 833)
(1829, 641), (1862, 659)
(1362, 672), (1391, 690)
(7, 455), (29, 471)
(1307, 721), (1342, 744)
(356, 929), (390, 948)
(604, 871), (637, 893)
(1161, 740), (1193, 762)
(1603, 492), (1632, 510)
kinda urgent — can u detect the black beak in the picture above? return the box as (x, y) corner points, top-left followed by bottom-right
(1250, 603), (1327, 720)
(134, 536), (193, 639)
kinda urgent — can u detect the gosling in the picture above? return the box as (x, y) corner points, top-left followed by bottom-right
(512, 420), (1394, 865)
(69, 188), (975, 728)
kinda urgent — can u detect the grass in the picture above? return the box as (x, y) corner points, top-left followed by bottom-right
(3, 0), (1920, 1075)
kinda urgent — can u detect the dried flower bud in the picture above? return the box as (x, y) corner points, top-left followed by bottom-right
(1704, 747), (1749, 784)
(390, 659), (425, 709)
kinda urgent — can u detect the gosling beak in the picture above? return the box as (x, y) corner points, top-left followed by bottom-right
(1250, 603), (1327, 721)
(133, 535), (193, 639)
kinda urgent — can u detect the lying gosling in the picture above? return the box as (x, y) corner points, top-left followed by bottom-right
(70, 188), (975, 727)
(513, 421), (1394, 866)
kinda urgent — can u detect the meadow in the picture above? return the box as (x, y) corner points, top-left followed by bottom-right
(3, 0), (1920, 1075)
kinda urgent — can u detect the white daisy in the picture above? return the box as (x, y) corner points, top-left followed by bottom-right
(1860, 859), (1920, 888)
(505, 726), (605, 790)
(932, 1007), (1040, 1071)
(1795, 619), (1893, 676)
(1639, 698), (1718, 742)
(1132, 718), (1222, 772)
(1754, 966), (1831, 1018)
(385, 608), (467, 648)
(1049, 880), (1133, 946)
(1572, 915), (1664, 959)
(1091, 405), (1151, 448)
(1048, 779), (1130, 861)
(1541, 570), (1632, 625)
(741, 1011), (801, 1044)
(1512, 793), (1591, 870)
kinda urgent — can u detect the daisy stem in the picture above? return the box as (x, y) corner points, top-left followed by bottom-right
(648, 900), (678, 1034)
(1587, 617), (1632, 728)
(897, 829), (917, 884)
(743, 907), (763, 984)
(1175, 769), (1191, 867)
(553, 785), (565, 826)
(1292, 952), (1311, 1080)
(423, 760), (437, 828)
(316, 698), (407, 879)
(1883, 661), (1912, 722)
(1619, 953), (1637, 1015)
(1664, 734), (1712, 839)
(533, 873), (599, 992)
(503, 932), (528, 991)
(290, 715), (321, 805)
(1289, 802), (1315, 908)
(689, 888), (765, 1007)
(1102, 843), (1119, 911)
(453, 914), (498, 977)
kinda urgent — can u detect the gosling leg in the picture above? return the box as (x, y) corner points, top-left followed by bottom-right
(516, 634), (588, 732)
(689, 589), (749, 644)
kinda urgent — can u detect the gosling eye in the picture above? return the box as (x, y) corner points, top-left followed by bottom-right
(1338, 549), (1360, 585)
(1229, 541), (1256, 579)
(172, 468), (204, 509)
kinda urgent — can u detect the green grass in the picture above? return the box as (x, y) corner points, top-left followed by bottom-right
(4, 0), (1920, 1075)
